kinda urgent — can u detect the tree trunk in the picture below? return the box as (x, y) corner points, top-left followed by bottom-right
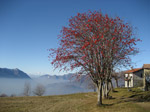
(103, 79), (112, 99)
(97, 80), (103, 106)
(102, 84), (105, 98)
(115, 79), (118, 88)
(104, 80), (109, 99)
(110, 79), (114, 91)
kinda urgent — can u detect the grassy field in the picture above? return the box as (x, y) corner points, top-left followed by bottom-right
(0, 88), (150, 112)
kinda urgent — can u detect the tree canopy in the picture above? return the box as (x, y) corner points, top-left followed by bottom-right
(49, 10), (141, 105)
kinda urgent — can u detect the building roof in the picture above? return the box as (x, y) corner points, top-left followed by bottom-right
(124, 68), (142, 74)
(124, 64), (150, 74)
(142, 64), (150, 69)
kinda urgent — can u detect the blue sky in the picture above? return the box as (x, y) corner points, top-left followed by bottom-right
(0, 0), (150, 75)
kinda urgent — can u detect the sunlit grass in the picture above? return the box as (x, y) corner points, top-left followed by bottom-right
(0, 88), (150, 112)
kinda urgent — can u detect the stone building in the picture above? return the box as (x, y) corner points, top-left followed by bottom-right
(124, 64), (150, 90)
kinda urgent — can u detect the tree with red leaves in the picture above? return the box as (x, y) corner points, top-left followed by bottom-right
(49, 11), (141, 106)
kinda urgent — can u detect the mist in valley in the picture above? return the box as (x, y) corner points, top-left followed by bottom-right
(0, 77), (94, 96)
(0, 73), (124, 97)
(0, 78), (33, 96)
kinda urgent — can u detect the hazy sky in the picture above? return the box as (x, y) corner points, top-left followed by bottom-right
(0, 0), (150, 75)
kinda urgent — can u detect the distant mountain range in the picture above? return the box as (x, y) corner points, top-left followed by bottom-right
(0, 68), (93, 95)
(0, 68), (124, 96)
(35, 74), (93, 95)
(0, 68), (31, 79)
(39, 73), (75, 80)
(32, 73), (78, 86)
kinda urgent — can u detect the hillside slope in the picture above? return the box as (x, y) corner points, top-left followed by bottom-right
(0, 88), (150, 112)
(0, 68), (31, 79)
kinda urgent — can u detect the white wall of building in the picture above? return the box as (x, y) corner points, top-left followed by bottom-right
(125, 73), (133, 87)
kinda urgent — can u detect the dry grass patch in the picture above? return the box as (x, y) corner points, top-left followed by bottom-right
(0, 88), (150, 112)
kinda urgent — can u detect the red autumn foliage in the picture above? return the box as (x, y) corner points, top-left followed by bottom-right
(49, 11), (140, 74)
(49, 10), (141, 105)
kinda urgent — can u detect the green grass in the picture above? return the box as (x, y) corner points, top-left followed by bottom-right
(0, 88), (150, 112)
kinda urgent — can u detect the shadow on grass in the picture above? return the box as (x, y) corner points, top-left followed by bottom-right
(114, 93), (150, 105)
(101, 95), (150, 107)
(96, 89), (150, 107)
(112, 90), (118, 93)
(102, 104), (114, 107)
(97, 103), (114, 107)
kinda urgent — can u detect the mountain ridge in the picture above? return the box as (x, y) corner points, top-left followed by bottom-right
(0, 68), (31, 79)
(39, 73), (75, 80)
